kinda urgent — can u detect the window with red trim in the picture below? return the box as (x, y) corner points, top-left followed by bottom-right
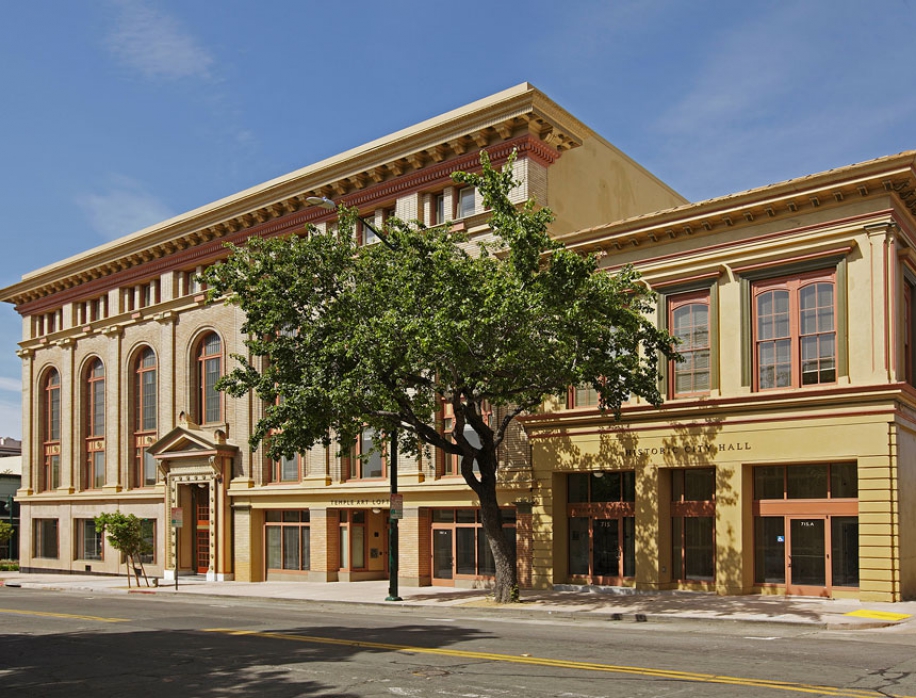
(348, 429), (385, 480)
(669, 290), (710, 397)
(42, 369), (61, 491)
(133, 347), (158, 487)
(753, 271), (836, 390)
(197, 333), (223, 424)
(84, 358), (105, 489)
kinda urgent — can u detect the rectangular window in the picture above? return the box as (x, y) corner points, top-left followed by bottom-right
(92, 450), (105, 489)
(567, 471), (635, 503)
(276, 453), (300, 482)
(34, 519), (59, 558)
(359, 218), (380, 246)
(431, 507), (516, 580)
(669, 290), (711, 397)
(670, 468), (716, 582)
(754, 463), (857, 500)
(265, 510), (310, 571)
(753, 271), (836, 390)
(140, 519), (156, 564)
(434, 193), (447, 225)
(78, 519), (103, 560)
(350, 430), (384, 480)
(754, 517), (786, 584)
(569, 384), (599, 408)
(457, 187), (475, 219)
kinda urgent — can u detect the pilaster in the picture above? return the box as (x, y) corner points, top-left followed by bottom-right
(307, 506), (339, 582)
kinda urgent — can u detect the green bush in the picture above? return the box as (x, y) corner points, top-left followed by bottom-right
(0, 560), (19, 571)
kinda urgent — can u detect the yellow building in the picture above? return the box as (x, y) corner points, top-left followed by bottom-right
(0, 84), (685, 586)
(6, 82), (915, 602)
(525, 152), (916, 601)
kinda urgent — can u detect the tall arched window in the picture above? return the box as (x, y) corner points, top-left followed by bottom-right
(85, 359), (105, 489)
(42, 369), (61, 491)
(197, 333), (223, 424)
(134, 347), (158, 487)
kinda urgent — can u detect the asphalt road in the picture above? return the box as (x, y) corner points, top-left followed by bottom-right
(2, 587), (916, 698)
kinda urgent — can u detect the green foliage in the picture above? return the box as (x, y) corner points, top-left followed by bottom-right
(204, 150), (676, 601)
(0, 521), (12, 544)
(205, 151), (675, 477)
(93, 512), (151, 560)
(0, 560), (18, 571)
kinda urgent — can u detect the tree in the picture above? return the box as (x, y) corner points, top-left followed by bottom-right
(204, 151), (676, 603)
(0, 521), (12, 547)
(93, 512), (152, 587)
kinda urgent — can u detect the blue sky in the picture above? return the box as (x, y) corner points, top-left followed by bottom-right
(2, 0), (916, 439)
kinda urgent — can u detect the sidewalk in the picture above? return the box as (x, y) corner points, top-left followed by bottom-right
(2, 571), (915, 630)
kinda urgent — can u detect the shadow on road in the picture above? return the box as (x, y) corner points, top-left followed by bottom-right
(0, 622), (493, 697)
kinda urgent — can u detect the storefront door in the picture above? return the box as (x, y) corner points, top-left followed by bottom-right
(592, 519), (620, 577)
(787, 517), (827, 596)
(194, 487), (210, 574)
(432, 529), (453, 583)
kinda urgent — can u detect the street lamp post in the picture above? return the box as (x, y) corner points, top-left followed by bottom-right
(306, 196), (402, 601)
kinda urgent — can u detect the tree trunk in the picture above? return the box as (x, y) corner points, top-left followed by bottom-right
(469, 447), (518, 604)
(479, 484), (518, 603)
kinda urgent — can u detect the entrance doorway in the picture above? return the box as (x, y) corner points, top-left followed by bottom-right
(430, 508), (517, 586)
(753, 463), (859, 598)
(193, 485), (210, 574)
(787, 517), (826, 596)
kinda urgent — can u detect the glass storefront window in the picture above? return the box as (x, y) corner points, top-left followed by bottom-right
(569, 471), (635, 503)
(754, 466), (785, 500)
(755, 463), (857, 500)
(568, 473), (589, 503)
(830, 463), (858, 499)
(283, 527), (300, 569)
(684, 517), (714, 580)
(569, 517), (589, 575)
(787, 465), (828, 499)
(754, 517), (786, 584)
(592, 473), (621, 502)
(831, 517), (859, 587)
(622, 517), (635, 578)
(431, 508), (516, 581)
(456, 528), (476, 575)
(265, 509), (310, 572)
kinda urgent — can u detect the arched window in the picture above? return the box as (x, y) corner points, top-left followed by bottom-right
(41, 369), (61, 491)
(85, 359), (105, 489)
(133, 347), (158, 487)
(197, 333), (223, 424)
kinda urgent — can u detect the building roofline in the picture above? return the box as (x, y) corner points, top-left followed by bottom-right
(557, 150), (916, 251)
(2, 83), (593, 305)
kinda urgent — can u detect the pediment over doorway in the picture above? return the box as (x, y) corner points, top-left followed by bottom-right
(147, 413), (238, 462)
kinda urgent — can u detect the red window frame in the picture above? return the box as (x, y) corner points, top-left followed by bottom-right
(197, 333), (223, 424)
(42, 369), (61, 491)
(348, 429), (386, 481)
(752, 270), (836, 391)
(133, 347), (158, 488)
(668, 290), (711, 397)
(85, 359), (105, 490)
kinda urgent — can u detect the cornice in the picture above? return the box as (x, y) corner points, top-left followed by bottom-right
(559, 154), (916, 258)
(2, 84), (583, 310)
(12, 136), (558, 316)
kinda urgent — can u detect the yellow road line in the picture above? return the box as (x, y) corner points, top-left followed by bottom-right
(0, 608), (129, 623)
(204, 628), (915, 698)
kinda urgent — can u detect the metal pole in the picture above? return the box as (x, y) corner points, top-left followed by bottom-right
(386, 429), (402, 601)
